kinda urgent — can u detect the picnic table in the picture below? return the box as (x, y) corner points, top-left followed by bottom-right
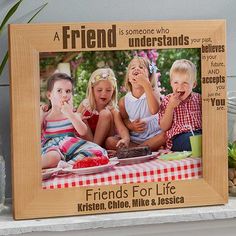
(42, 155), (202, 189)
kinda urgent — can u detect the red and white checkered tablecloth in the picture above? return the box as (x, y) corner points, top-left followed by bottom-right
(42, 157), (202, 189)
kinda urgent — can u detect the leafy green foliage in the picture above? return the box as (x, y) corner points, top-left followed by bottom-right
(228, 141), (236, 168)
(73, 49), (201, 105)
(0, 0), (23, 35)
(74, 51), (132, 105)
(74, 68), (90, 107)
(157, 48), (201, 95)
(40, 49), (201, 106)
(0, 0), (48, 76)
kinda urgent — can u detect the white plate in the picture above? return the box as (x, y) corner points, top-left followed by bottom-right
(61, 162), (118, 175)
(42, 168), (62, 180)
(117, 152), (159, 165)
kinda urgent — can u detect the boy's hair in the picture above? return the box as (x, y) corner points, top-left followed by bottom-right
(86, 68), (118, 110)
(125, 56), (157, 91)
(170, 59), (197, 83)
(47, 72), (73, 92)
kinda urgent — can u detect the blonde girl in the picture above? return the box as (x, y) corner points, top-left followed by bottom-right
(77, 68), (130, 148)
(118, 56), (166, 151)
(41, 73), (107, 169)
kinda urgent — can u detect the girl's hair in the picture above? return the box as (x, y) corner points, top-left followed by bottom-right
(47, 72), (74, 92)
(124, 56), (157, 91)
(170, 59), (197, 83)
(86, 68), (118, 110)
(46, 73), (73, 109)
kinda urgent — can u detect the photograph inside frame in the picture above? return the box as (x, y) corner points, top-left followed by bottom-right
(40, 48), (203, 190)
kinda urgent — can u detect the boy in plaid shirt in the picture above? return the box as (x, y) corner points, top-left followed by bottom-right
(159, 59), (202, 151)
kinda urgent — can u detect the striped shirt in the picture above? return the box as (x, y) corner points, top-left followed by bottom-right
(41, 118), (107, 163)
(159, 92), (202, 149)
(42, 118), (76, 142)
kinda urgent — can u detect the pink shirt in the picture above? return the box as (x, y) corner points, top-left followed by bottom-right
(159, 92), (202, 149)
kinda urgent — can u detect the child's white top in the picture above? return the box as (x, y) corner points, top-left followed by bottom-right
(124, 92), (161, 144)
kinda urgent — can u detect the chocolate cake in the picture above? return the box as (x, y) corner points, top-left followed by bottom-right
(117, 146), (152, 159)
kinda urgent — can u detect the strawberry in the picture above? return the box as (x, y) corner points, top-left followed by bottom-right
(72, 155), (109, 169)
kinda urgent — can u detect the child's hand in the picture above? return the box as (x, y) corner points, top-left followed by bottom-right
(40, 103), (50, 112)
(130, 119), (146, 133)
(134, 73), (150, 87)
(168, 93), (182, 109)
(116, 138), (130, 149)
(130, 69), (149, 88)
(80, 109), (93, 120)
(40, 105), (49, 122)
(61, 98), (74, 117)
(40, 106), (45, 120)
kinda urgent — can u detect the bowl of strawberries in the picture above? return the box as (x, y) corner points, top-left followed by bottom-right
(62, 155), (117, 175)
(72, 155), (109, 169)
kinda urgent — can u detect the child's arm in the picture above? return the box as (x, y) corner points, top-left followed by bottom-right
(76, 102), (85, 116)
(61, 100), (88, 136)
(135, 73), (160, 114)
(159, 93), (181, 131)
(77, 101), (93, 120)
(111, 109), (130, 147)
(119, 97), (146, 133)
(76, 102), (94, 141)
(40, 105), (49, 130)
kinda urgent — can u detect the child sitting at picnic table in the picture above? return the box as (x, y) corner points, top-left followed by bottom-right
(40, 73), (107, 169)
(159, 59), (202, 151)
(107, 56), (166, 151)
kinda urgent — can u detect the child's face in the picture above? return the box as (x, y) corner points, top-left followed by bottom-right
(47, 79), (73, 107)
(128, 59), (149, 86)
(93, 80), (114, 108)
(170, 72), (196, 101)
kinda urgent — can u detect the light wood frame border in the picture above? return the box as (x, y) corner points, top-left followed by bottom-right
(9, 20), (227, 220)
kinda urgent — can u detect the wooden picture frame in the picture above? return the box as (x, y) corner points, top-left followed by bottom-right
(9, 20), (227, 220)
